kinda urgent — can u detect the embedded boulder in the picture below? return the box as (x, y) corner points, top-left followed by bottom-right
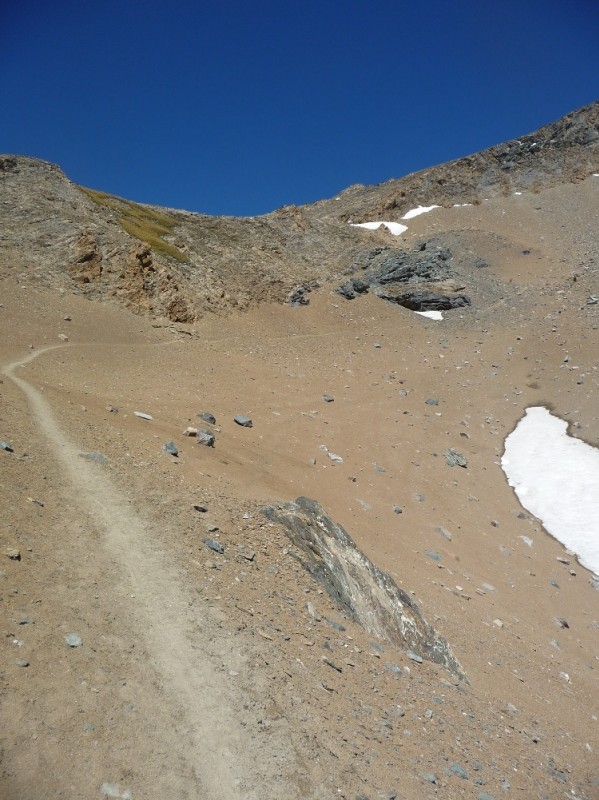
(262, 496), (466, 679)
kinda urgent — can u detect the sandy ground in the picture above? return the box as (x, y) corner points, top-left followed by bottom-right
(1, 182), (599, 799)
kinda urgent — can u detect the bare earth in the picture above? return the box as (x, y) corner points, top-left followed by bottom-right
(1, 178), (599, 799)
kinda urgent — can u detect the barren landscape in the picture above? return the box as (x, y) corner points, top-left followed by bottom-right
(1, 102), (598, 800)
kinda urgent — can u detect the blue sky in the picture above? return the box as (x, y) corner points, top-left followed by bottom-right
(2, 1), (598, 216)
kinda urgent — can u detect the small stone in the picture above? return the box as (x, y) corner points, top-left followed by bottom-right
(325, 617), (346, 632)
(241, 549), (256, 562)
(204, 538), (224, 554)
(425, 550), (442, 562)
(234, 415), (253, 427)
(6, 548), (21, 561)
(322, 395), (334, 403)
(58, 333), (69, 341)
(106, 405), (119, 413)
(163, 441), (178, 457)
(328, 452), (343, 463)
(554, 617), (569, 628)
(549, 579), (560, 589)
(374, 342), (382, 348)
(0, 440), (14, 452)
(478, 793), (496, 800)
(183, 426), (198, 436)
(196, 429), (215, 447)
(444, 448), (468, 468)
(437, 526), (452, 540)
(407, 651), (423, 664)
(83, 723), (95, 732)
(193, 504), (208, 513)
(79, 451), (108, 464)
(197, 412), (216, 424)
(393, 505), (403, 514)
(448, 763), (468, 779)
(17, 659), (30, 667)
(419, 773), (437, 784)
(373, 464), (386, 473)
(133, 411), (153, 421)
(425, 398), (439, 405)
(65, 633), (82, 648)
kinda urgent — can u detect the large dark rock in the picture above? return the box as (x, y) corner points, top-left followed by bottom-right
(262, 496), (466, 679)
(337, 240), (472, 312)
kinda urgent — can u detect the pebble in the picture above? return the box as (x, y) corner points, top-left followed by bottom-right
(196, 429), (215, 447)
(444, 448), (468, 468)
(183, 426), (198, 436)
(328, 452), (343, 463)
(133, 411), (153, 421)
(234, 415), (253, 427)
(448, 762), (468, 779)
(162, 441), (179, 457)
(425, 550), (442, 561)
(425, 398), (439, 405)
(198, 412), (216, 424)
(419, 773), (438, 784)
(65, 633), (82, 648)
(58, 333), (69, 341)
(407, 651), (423, 664)
(204, 538), (224, 554)
(0, 440), (14, 452)
(79, 451), (108, 464)
(6, 548), (21, 561)
(322, 395), (334, 402)
(393, 505), (403, 514)
(17, 659), (30, 667)
(100, 783), (133, 799)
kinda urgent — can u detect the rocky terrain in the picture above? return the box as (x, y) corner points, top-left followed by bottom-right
(1, 101), (598, 799)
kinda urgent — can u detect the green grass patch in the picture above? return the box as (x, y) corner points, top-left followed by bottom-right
(79, 187), (187, 263)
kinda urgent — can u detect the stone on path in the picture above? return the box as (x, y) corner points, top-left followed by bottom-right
(65, 633), (82, 648)
(234, 415), (253, 427)
(0, 440), (14, 452)
(162, 441), (178, 457)
(444, 448), (468, 468)
(197, 411), (216, 424)
(203, 538), (224, 554)
(196, 429), (215, 447)
(133, 411), (153, 421)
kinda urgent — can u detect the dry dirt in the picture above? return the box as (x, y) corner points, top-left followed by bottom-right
(1, 179), (599, 799)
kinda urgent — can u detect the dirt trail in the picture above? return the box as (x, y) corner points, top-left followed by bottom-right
(2, 346), (298, 800)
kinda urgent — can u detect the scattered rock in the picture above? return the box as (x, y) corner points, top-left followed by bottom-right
(16, 659), (30, 668)
(322, 395), (334, 403)
(203, 538), (224, 554)
(58, 333), (69, 341)
(65, 633), (82, 648)
(100, 783), (133, 799)
(133, 411), (153, 421)
(0, 440), (14, 452)
(234, 415), (253, 427)
(183, 426), (198, 436)
(79, 451), (108, 464)
(444, 448), (468, 468)
(328, 452), (343, 463)
(197, 411), (216, 424)
(196, 429), (215, 447)
(393, 505), (403, 514)
(425, 550), (442, 562)
(6, 548), (21, 561)
(162, 441), (179, 457)
(448, 763), (468, 779)
(425, 398), (439, 406)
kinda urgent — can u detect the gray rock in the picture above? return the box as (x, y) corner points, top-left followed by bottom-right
(65, 632), (82, 648)
(425, 398), (439, 405)
(197, 412), (216, 424)
(448, 763), (468, 779)
(133, 411), (153, 421)
(590, 575), (599, 591)
(17, 659), (30, 667)
(203, 538), (224, 554)
(549, 579), (560, 589)
(444, 448), (468, 468)
(263, 497), (466, 679)
(78, 451), (108, 464)
(407, 651), (423, 664)
(419, 773), (438, 784)
(425, 550), (442, 561)
(234, 415), (253, 427)
(288, 285), (311, 306)
(325, 617), (346, 632)
(393, 505), (403, 514)
(162, 441), (178, 457)
(0, 440), (14, 452)
(322, 395), (334, 403)
(196, 428), (215, 447)
(478, 793), (496, 800)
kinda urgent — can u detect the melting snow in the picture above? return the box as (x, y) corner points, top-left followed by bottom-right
(414, 310), (443, 320)
(350, 221), (408, 236)
(401, 205), (440, 220)
(501, 406), (599, 575)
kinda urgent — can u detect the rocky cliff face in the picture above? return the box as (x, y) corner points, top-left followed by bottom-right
(1, 100), (597, 322)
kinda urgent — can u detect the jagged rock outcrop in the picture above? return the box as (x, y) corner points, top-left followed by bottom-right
(337, 239), (471, 311)
(69, 231), (103, 283)
(262, 497), (466, 679)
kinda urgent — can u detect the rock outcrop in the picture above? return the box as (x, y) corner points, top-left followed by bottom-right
(262, 497), (466, 679)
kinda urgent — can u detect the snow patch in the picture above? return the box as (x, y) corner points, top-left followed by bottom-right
(350, 221), (408, 236)
(501, 406), (599, 575)
(414, 310), (443, 321)
(401, 205), (440, 220)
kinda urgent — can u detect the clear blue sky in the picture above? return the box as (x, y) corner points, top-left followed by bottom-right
(2, 1), (598, 216)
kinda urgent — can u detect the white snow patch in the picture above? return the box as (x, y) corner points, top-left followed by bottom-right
(401, 205), (440, 220)
(350, 221), (408, 236)
(501, 406), (599, 575)
(414, 310), (443, 320)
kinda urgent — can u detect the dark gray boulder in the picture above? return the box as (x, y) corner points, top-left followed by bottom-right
(196, 428), (216, 447)
(262, 496), (466, 679)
